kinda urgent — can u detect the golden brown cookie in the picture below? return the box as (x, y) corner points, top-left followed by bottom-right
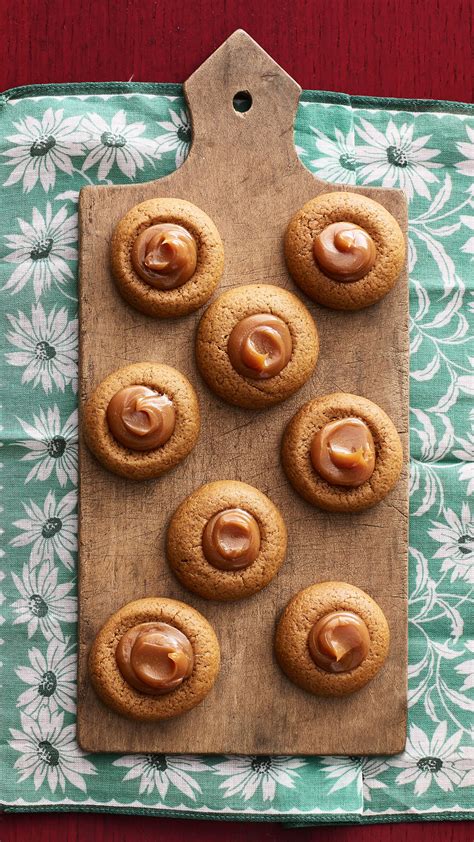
(83, 362), (200, 480)
(284, 191), (405, 310)
(281, 392), (403, 512)
(167, 480), (287, 601)
(110, 198), (224, 317)
(195, 284), (319, 409)
(275, 582), (390, 696)
(89, 597), (220, 720)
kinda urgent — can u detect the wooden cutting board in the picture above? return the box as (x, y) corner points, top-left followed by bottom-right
(77, 30), (408, 755)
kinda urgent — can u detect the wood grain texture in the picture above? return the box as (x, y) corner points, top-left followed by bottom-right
(78, 32), (409, 756)
(2, 814), (473, 842)
(2, 1), (472, 838)
(1, 0), (472, 101)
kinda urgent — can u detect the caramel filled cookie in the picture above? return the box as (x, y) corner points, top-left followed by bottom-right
(111, 198), (224, 317)
(89, 598), (220, 720)
(281, 392), (403, 512)
(167, 480), (287, 601)
(285, 191), (405, 310)
(195, 284), (319, 409)
(275, 582), (390, 696)
(83, 362), (200, 480)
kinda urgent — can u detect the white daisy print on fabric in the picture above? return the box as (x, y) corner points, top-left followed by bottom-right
(80, 110), (158, 180)
(5, 303), (78, 394)
(9, 711), (96, 793)
(154, 107), (191, 168)
(16, 405), (78, 487)
(10, 489), (77, 569)
(16, 637), (76, 716)
(0, 572), (5, 630)
(455, 125), (474, 178)
(213, 756), (306, 802)
(113, 754), (209, 800)
(460, 215), (474, 259)
(455, 640), (474, 693)
(11, 559), (77, 640)
(389, 721), (471, 796)
(453, 419), (474, 497)
(428, 503), (474, 584)
(320, 756), (389, 802)
(2, 108), (87, 193)
(309, 127), (357, 184)
(2, 203), (77, 299)
(355, 118), (442, 201)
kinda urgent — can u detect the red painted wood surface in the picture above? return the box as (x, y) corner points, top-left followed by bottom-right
(1, 0), (472, 839)
(1, 815), (473, 842)
(1, 0), (472, 100)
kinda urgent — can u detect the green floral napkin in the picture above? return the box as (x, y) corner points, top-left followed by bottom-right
(0, 83), (472, 825)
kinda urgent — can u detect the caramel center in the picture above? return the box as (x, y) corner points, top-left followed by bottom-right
(308, 611), (370, 673)
(202, 508), (261, 571)
(131, 223), (198, 290)
(311, 417), (375, 487)
(227, 314), (292, 380)
(107, 385), (176, 451)
(313, 222), (376, 282)
(116, 622), (194, 694)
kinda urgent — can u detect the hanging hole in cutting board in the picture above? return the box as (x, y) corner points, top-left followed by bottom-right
(233, 90), (252, 113)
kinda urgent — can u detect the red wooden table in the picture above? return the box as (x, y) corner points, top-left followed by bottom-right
(1, 1), (472, 840)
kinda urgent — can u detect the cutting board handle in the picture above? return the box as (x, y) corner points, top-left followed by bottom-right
(183, 30), (303, 173)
